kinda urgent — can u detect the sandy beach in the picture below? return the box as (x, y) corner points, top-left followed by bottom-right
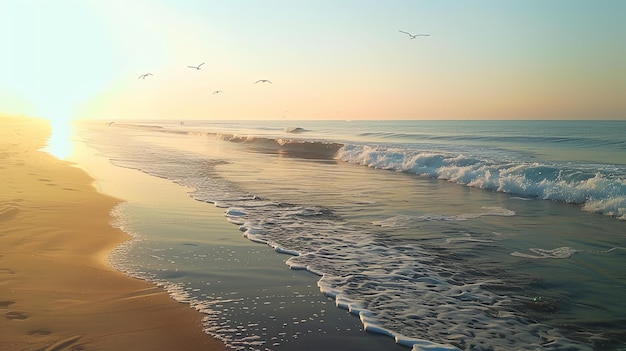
(0, 116), (225, 351)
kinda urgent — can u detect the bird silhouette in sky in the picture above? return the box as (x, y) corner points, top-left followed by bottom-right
(399, 30), (430, 39)
(187, 62), (205, 70)
(212, 90), (223, 94)
(254, 79), (272, 84)
(138, 73), (153, 79)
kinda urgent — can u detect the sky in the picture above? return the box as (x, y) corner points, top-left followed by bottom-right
(1, 0), (625, 123)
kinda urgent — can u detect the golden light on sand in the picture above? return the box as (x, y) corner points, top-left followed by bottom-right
(1, 116), (223, 350)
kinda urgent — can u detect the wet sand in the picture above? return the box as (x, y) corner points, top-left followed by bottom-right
(0, 116), (225, 351)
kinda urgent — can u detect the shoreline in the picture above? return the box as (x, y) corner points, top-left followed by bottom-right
(0, 116), (225, 350)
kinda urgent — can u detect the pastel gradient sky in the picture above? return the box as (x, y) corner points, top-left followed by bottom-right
(1, 0), (625, 122)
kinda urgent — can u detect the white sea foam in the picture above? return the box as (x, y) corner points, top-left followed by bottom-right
(372, 206), (516, 227)
(582, 196), (626, 220)
(510, 247), (578, 259)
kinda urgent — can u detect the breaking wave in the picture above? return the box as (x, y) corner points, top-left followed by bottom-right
(336, 144), (626, 220)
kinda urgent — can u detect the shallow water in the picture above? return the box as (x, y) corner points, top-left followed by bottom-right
(73, 120), (625, 351)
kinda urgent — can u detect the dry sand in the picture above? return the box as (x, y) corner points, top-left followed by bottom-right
(0, 116), (226, 351)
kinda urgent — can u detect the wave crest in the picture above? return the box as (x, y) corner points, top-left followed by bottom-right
(336, 144), (626, 219)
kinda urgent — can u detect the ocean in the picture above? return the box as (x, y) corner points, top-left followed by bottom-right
(72, 120), (625, 351)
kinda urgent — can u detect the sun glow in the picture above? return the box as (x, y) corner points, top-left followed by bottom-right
(42, 119), (74, 160)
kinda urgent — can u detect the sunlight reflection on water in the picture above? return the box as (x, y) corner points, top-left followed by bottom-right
(43, 120), (74, 160)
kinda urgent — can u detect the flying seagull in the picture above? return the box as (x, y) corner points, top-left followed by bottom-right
(188, 62), (205, 70)
(399, 30), (430, 39)
(254, 79), (272, 84)
(138, 73), (153, 79)
(212, 90), (223, 94)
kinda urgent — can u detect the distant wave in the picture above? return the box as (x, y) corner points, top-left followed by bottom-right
(109, 123), (165, 131)
(284, 126), (308, 134)
(337, 144), (626, 220)
(218, 134), (343, 159)
(357, 132), (626, 150)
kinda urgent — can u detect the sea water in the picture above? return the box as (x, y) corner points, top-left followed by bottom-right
(74, 120), (625, 351)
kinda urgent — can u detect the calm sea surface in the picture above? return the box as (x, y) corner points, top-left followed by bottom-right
(73, 120), (625, 351)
